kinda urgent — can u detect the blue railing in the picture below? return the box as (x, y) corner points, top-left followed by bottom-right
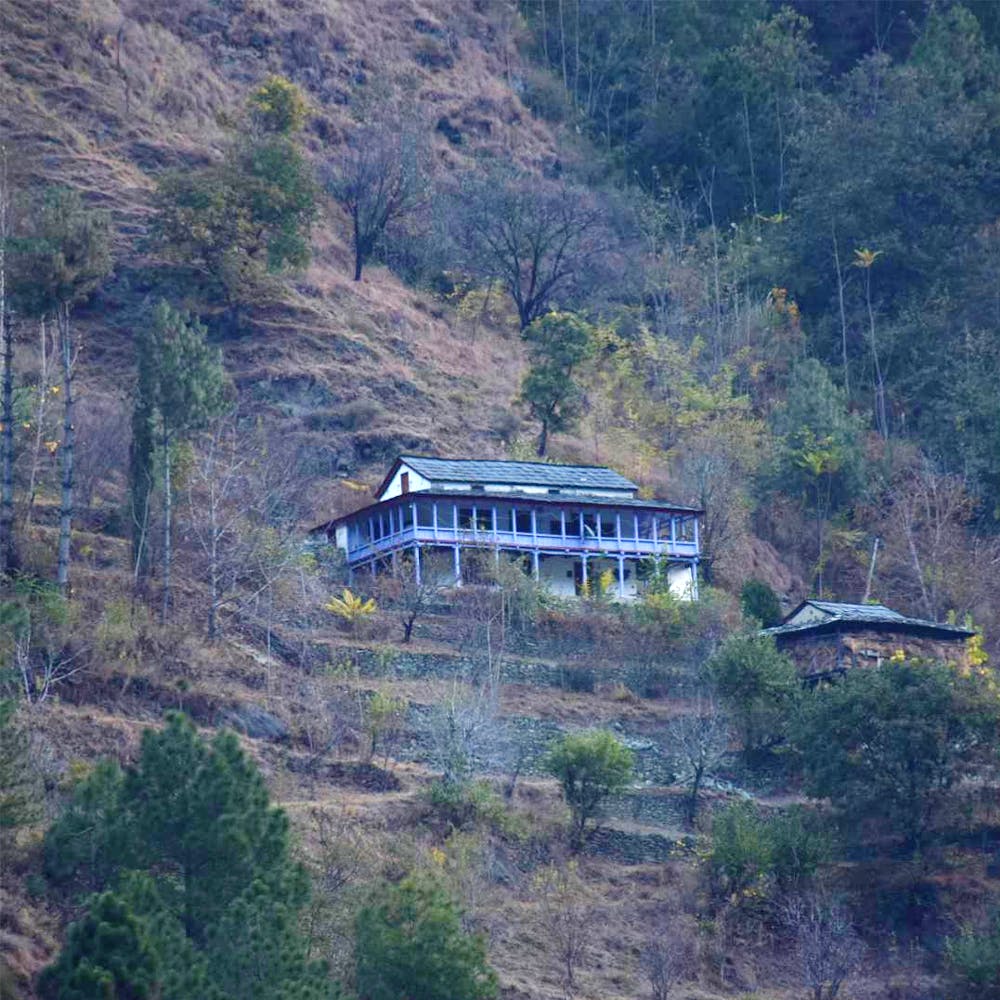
(346, 525), (698, 564)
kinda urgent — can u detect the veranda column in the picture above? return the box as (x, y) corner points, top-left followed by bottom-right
(532, 549), (540, 581)
(617, 555), (626, 598)
(452, 504), (461, 584)
(581, 553), (588, 591)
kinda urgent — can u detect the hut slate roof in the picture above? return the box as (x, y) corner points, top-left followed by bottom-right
(763, 600), (974, 639)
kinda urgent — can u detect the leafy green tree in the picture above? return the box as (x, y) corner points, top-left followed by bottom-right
(707, 632), (798, 756)
(792, 661), (999, 854)
(355, 873), (497, 1000)
(151, 81), (316, 326)
(545, 729), (634, 849)
(132, 300), (229, 616)
(519, 311), (596, 456)
(7, 186), (112, 592)
(740, 578), (782, 627)
(43, 713), (331, 998)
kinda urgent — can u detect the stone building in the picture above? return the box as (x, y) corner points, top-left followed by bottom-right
(763, 599), (973, 680)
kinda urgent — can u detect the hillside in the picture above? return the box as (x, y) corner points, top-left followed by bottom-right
(3, 3), (1000, 1000)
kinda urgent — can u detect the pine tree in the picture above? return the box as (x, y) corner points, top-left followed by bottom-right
(132, 301), (228, 616)
(42, 714), (333, 999)
(355, 873), (498, 1000)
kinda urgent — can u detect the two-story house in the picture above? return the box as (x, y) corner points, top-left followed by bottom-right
(313, 455), (702, 599)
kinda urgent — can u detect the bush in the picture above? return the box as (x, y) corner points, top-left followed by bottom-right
(740, 579), (782, 627)
(707, 632), (799, 756)
(427, 779), (520, 837)
(946, 917), (1000, 999)
(545, 730), (634, 849)
(708, 802), (833, 911)
(355, 873), (498, 1000)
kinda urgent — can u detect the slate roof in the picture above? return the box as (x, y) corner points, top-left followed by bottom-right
(383, 455), (639, 495)
(763, 600), (974, 639)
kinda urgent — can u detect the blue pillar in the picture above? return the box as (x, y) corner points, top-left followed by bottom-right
(414, 544), (421, 585)
(453, 545), (461, 585)
(618, 555), (626, 599)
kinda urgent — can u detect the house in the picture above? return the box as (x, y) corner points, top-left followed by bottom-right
(763, 599), (974, 679)
(313, 455), (702, 599)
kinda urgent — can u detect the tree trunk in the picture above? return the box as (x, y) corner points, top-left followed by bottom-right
(161, 426), (172, 623)
(0, 309), (15, 575)
(353, 212), (364, 281)
(56, 303), (75, 594)
(536, 420), (548, 457)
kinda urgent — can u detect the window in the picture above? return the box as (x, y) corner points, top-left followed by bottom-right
(475, 508), (491, 531)
(458, 507), (474, 530)
(582, 513), (597, 538)
(543, 515), (562, 536)
(599, 512), (616, 538)
(400, 471), (410, 494)
(637, 515), (653, 539)
(416, 503), (435, 528)
(515, 510), (532, 534)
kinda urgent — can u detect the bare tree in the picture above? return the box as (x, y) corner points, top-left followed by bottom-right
(641, 912), (694, 1000)
(664, 693), (730, 827)
(450, 167), (611, 330)
(782, 893), (863, 1000)
(533, 862), (597, 995)
(375, 557), (444, 644)
(181, 415), (310, 640)
(325, 115), (427, 281)
(427, 677), (506, 788)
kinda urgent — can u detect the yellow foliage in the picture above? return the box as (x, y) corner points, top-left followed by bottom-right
(324, 588), (377, 622)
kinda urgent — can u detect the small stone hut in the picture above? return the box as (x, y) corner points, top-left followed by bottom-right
(763, 600), (974, 680)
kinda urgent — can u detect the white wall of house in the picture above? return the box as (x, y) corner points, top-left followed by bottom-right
(378, 464), (434, 500)
(668, 562), (697, 600)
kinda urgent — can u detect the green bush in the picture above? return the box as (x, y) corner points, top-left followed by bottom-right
(946, 917), (1000, 999)
(545, 730), (634, 849)
(707, 632), (799, 756)
(739, 579), (782, 627)
(708, 802), (833, 908)
(427, 779), (521, 837)
(792, 660), (1000, 854)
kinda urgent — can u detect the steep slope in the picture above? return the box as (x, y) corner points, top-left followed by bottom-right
(2, 0), (563, 517)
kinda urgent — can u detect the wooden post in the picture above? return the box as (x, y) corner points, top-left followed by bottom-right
(615, 513), (622, 549)
(652, 516), (659, 555)
(412, 502), (419, 539)
(670, 516), (677, 550)
(560, 509), (566, 541)
(531, 508), (538, 545)
(618, 555), (626, 598)
(453, 545), (461, 585)
(491, 505), (498, 542)
(581, 554), (588, 591)
(532, 549), (540, 581)
(693, 516), (699, 551)
(414, 544), (421, 585)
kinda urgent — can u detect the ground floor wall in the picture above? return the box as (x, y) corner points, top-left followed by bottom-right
(778, 628), (971, 678)
(347, 542), (698, 601)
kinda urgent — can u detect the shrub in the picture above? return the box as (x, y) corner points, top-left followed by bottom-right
(740, 579), (782, 627)
(708, 803), (833, 911)
(707, 632), (798, 756)
(545, 730), (634, 849)
(946, 917), (1000, 999)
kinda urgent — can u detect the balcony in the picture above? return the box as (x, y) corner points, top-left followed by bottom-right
(345, 523), (698, 564)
